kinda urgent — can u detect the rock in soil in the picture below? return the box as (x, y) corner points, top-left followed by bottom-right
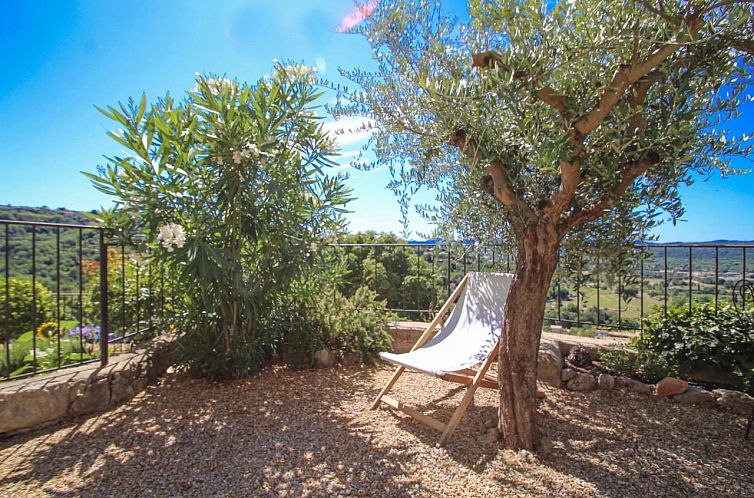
(537, 339), (563, 388)
(671, 386), (716, 406)
(597, 373), (615, 391)
(655, 377), (689, 397)
(567, 372), (597, 392)
(623, 378), (654, 395)
(713, 389), (754, 416)
(561, 368), (576, 382)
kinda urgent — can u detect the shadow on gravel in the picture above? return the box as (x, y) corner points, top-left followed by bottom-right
(2, 366), (753, 497)
(528, 388), (754, 497)
(384, 393), (500, 471)
(0, 366), (428, 497)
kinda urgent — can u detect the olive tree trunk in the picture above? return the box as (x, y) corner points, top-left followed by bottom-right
(497, 225), (560, 450)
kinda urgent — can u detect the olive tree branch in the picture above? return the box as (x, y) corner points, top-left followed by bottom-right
(448, 129), (537, 225)
(559, 150), (661, 233)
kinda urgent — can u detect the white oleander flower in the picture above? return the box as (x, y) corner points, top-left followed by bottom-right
(206, 77), (235, 95)
(282, 64), (317, 84)
(245, 142), (261, 156)
(157, 223), (187, 252)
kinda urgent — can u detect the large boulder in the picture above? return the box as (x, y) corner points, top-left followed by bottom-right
(655, 377), (689, 397)
(670, 386), (716, 406)
(567, 373), (597, 392)
(537, 339), (563, 388)
(712, 389), (754, 416)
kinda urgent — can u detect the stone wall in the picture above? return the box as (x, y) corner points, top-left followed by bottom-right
(0, 336), (174, 436)
(385, 321), (429, 353)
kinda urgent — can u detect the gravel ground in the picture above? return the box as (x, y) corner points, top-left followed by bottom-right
(1, 365), (752, 497)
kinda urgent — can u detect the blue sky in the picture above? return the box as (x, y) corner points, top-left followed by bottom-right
(1, 0), (752, 242)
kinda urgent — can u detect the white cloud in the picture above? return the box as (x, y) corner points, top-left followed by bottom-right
(322, 116), (375, 150)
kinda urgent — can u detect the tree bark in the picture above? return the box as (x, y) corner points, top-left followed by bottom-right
(497, 224), (560, 450)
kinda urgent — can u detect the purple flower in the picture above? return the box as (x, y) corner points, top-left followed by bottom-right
(66, 325), (101, 341)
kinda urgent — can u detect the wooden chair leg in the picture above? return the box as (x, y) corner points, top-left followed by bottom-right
(438, 382), (481, 447)
(371, 366), (405, 409)
(437, 342), (499, 447)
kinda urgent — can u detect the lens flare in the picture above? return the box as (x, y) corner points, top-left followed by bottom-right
(335, 0), (378, 32)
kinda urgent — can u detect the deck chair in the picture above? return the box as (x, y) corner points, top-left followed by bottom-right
(372, 271), (513, 446)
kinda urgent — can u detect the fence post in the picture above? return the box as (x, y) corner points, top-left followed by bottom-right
(99, 230), (109, 367)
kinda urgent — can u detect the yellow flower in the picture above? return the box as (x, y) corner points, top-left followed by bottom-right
(36, 321), (59, 341)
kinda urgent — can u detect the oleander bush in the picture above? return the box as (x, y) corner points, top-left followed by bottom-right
(88, 64), (352, 380)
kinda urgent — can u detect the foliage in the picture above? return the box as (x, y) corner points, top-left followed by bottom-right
(638, 304), (754, 391)
(322, 286), (394, 362)
(333, 0), (752, 252)
(0, 278), (53, 339)
(332, 232), (446, 317)
(273, 282), (393, 369)
(87, 65), (351, 379)
(599, 347), (678, 384)
(1, 323), (89, 376)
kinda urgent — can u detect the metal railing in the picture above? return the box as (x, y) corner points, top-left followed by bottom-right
(324, 242), (754, 333)
(4, 217), (752, 381)
(1, 219), (171, 381)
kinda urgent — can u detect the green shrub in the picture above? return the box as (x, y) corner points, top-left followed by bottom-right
(599, 348), (637, 378)
(323, 286), (393, 362)
(276, 285), (393, 369)
(599, 347), (678, 384)
(0, 278), (53, 339)
(638, 304), (754, 391)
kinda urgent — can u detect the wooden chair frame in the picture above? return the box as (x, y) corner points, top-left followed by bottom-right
(371, 275), (500, 447)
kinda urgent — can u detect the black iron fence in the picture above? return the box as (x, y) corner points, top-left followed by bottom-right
(3, 216), (753, 382)
(324, 242), (754, 333)
(1, 219), (172, 381)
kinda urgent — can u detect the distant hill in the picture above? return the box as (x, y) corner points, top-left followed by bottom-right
(0, 205), (100, 292)
(0, 205), (97, 226)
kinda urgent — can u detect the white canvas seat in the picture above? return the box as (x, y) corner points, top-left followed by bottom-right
(372, 272), (513, 446)
(379, 272), (511, 375)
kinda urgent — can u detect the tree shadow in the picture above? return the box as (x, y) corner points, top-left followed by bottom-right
(0, 366), (428, 497)
(379, 387), (501, 471)
(1, 367), (752, 497)
(523, 388), (754, 497)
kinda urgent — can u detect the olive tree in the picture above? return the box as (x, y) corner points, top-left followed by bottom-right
(335, 0), (753, 449)
(88, 64), (351, 379)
